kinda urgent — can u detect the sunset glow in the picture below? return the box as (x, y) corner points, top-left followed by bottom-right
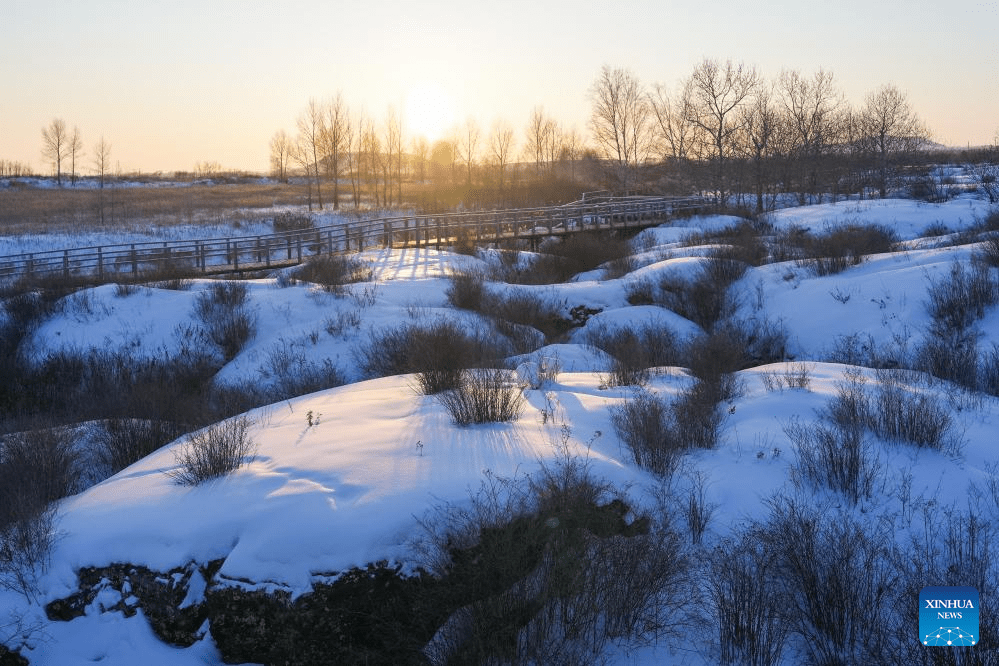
(404, 84), (457, 143)
(0, 1), (995, 173)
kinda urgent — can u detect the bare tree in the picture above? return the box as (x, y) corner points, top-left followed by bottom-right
(858, 84), (929, 198)
(589, 65), (652, 189)
(41, 118), (71, 185)
(269, 130), (292, 182)
(488, 119), (515, 189)
(296, 98), (324, 209)
(92, 136), (111, 188)
(361, 116), (383, 206)
(650, 78), (702, 163)
(92, 136), (112, 224)
(685, 58), (760, 203)
(323, 93), (352, 208)
(384, 105), (404, 204)
(737, 82), (788, 213)
(67, 126), (84, 186)
(525, 106), (558, 178)
(349, 112), (368, 208)
(778, 68), (845, 203)
(291, 131), (317, 211)
(456, 117), (480, 187)
(411, 135), (430, 183)
(558, 126), (583, 181)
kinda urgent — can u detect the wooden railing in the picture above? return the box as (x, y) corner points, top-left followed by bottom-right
(0, 195), (711, 284)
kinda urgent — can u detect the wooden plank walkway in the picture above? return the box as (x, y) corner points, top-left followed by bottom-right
(0, 195), (711, 284)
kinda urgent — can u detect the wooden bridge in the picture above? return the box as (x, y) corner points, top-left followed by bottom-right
(0, 195), (711, 285)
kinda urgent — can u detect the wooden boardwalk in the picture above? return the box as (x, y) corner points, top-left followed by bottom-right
(0, 195), (711, 284)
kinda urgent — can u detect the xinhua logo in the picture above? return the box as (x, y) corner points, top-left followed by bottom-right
(920, 586), (979, 647)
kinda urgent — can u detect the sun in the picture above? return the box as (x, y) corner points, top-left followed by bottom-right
(404, 84), (456, 143)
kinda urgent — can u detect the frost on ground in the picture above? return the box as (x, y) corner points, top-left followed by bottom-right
(2, 193), (999, 665)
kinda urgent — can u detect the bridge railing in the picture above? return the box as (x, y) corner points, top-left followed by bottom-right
(0, 195), (710, 284)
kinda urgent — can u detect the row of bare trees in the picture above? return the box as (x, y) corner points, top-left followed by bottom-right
(270, 95), (406, 211)
(0, 160), (32, 178)
(589, 60), (932, 209)
(272, 62), (996, 211)
(36, 118), (114, 190)
(270, 95), (594, 210)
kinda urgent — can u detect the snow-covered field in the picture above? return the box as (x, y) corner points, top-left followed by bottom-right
(2, 192), (998, 664)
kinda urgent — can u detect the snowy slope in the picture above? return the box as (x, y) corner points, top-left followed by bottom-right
(3, 194), (999, 664)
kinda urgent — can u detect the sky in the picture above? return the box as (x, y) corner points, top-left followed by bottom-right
(1, 0), (997, 174)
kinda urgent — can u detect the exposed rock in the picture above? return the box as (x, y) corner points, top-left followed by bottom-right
(0, 644), (28, 666)
(45, 560), (222, 647)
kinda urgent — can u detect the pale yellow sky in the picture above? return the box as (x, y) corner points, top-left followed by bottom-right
(2, 0), (996, 174)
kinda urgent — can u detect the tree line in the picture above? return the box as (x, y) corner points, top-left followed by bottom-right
(269, 93), (594, 211)
(13, 58), (995, 212)
(277, 58), (999, 213)
(26, 119), (114, 189)
(590, 60), (935, 210)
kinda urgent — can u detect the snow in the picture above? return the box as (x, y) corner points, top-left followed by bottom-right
(3, 192), (999, 664)
(765, 196), (992, 241)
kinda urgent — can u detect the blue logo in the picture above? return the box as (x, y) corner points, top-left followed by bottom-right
(920, 586), (979, 647)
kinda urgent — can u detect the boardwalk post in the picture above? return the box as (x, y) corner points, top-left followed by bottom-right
(233, 240), (239, 271)
(131, 245), (137, 275)
(63, 250), (69, 280)
(97, 247), (103, 281)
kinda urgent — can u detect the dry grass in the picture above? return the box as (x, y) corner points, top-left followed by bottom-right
(0, 182), (315, 234)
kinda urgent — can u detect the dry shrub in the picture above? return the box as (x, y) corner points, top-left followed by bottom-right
(485, 290), (571, 344)
(686, 221), (768, 267)
(587, 323), (683, 387)
(978, 233), (999, 268)
(292, 254), (372, 295)
(708, 530), (789, 666)
(419, 460), (688, 664)
(435, 369), (525, 425)
(610, 390), (683, 475)
(272, 212), (314, 233)
(0, 428), (78, 602)
(258, 340), (346, 402)
(97, 418), (185, 476)
(0, 428), (79, 527)
(193, 281), (257, 362)
(610, 380), (726, 477)
(495, 232), (633, 285)
(360, 319), (506, 394)
(784, 415), (879, 505)
(870, 368), (959, 453)
(659, 257), (744, 332)
(924, 259), (998, 333)
(445, 269), (487, 311)
(980, 343), (999, 396)
(166, 416), (256, 486)
(759, 497), (896, 666)
(792, 223), (900, 276)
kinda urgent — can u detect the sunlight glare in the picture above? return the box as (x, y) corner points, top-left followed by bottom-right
(405, 84), (456, 143)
